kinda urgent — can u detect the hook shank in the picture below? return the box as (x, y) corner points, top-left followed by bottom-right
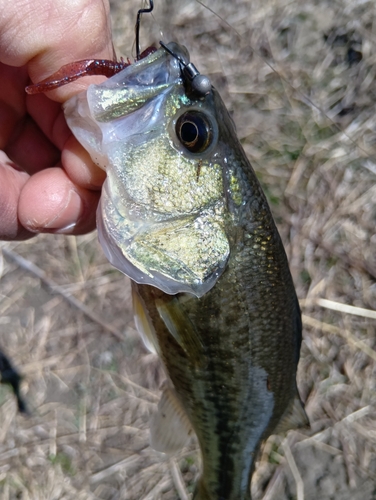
(136, 0), (154, 60)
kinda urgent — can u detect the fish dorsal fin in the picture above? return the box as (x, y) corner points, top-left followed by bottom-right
(132, 285), (160, 355)
(273, 392), (309, 435)
(150, 381), (192, 454)
(155, 297), (204, 362)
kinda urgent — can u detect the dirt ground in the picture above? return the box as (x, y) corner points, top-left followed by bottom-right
(1, 0), (376, 498)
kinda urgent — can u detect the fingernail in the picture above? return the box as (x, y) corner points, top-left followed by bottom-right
(42, 189), (83, 233)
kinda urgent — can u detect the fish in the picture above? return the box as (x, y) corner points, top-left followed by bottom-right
(63, 42), (308, 499)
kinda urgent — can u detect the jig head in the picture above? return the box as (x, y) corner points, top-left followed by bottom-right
(159, 40), (211, 98)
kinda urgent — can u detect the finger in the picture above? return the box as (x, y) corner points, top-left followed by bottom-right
(0, 153), (33, 240)
(18, 167), (100, 235)
(62, 135), (106, 190)
(0, 64), (28, 147)
(25, 92), (71, 151)
(5, 114), (60, 174)
(26, 94), (106, 189)
(0, 66), (62, 174)
(1, 0), (114, 101)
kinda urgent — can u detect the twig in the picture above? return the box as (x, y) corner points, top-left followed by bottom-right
(91, 366), (159, 401)
(299, 438), (341, 456)
(140, 477), (172, 500)
(340, 406), (371, 424)
(302, 314), (376, 362)
(261, 464), (285, 500)
(170, 458), (190, 500)
(21, 353), (72, 374)
(316, 298), (376, 320)
(49, 409), (57, 457)
(281, 218), (376, 281)
(297, 406), (371, 450)
(89, 454), (141, 484)
(304, 232), (376, 280)
(1, 247), (124, 341)
(282, 441), (304, 500)
(339, 428), (357, 489)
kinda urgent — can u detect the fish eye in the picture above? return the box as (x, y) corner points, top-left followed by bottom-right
(175, 111), (213, 153)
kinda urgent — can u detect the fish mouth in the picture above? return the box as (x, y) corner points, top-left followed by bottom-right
(64, 42), (231, 297)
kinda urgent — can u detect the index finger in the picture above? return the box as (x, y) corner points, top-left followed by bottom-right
(0, 0), (114, 102)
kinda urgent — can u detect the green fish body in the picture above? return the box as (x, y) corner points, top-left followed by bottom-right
(64, 43), (307, 500)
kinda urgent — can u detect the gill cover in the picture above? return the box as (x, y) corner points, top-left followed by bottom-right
(64, 44), (230, 297)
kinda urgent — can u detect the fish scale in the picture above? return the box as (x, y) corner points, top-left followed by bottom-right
(133, 149), (301, 498)
(134, 249), (293, 499)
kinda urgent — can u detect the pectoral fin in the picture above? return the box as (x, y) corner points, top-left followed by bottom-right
(273, 392), (309, 435)
(132, 285), (160, 355)
(150, 382), (192, 454)
(155, 297), (204, 364)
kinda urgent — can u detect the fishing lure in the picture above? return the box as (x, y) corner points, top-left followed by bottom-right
(26, 1), (158, 96)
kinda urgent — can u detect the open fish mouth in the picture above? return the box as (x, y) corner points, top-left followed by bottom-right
(64, 44), (231, 297)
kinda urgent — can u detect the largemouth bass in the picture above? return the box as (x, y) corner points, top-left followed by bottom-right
(64, 43), (308, 500)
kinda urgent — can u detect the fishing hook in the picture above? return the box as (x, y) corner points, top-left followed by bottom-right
(136, 0), (154, 60)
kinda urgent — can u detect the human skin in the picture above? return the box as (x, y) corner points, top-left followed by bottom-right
(0, 0), (114, 240)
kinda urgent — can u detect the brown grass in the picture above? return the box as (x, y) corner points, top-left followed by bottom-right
(1, 0), (376, 498)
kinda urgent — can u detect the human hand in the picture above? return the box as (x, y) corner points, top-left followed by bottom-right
(0, 0), (114, 240)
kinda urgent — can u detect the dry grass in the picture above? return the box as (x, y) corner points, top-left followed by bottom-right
(1, 0), (376, 498)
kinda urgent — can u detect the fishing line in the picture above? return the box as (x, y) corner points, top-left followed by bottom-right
(194, 0), (241, 38)
(194, 0), (374, 160)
